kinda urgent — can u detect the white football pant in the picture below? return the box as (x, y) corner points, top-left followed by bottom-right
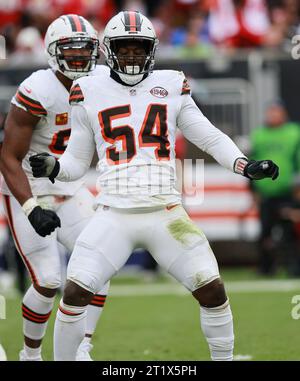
(68, 204), (220, 293)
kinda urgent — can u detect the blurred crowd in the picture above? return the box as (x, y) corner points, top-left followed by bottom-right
(1, 0), (300, 65)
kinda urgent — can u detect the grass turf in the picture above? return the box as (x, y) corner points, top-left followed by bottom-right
(0, 269), (299, 361)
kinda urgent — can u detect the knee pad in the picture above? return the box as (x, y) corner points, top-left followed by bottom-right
(67, 243), (117, 294)
(168, 241), (220, 292)
(38, 271), (62, 289)
(97, 281), (110, 295)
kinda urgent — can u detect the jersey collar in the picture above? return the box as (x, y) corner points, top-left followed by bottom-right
(110, 69), (148, 87)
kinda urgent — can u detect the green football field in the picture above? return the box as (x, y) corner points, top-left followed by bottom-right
(0, 268), (300, 361)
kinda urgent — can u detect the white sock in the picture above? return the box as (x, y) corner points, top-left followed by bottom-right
(200, 300), (234, 361)
(54, 300), (87, 361)
(23, 344), (42, 359)
(22, 285), (55, 342)
(86, 294), (107, 337)
(80, 336), (91, 345)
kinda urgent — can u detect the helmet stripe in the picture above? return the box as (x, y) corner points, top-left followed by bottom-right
(71, 15), (82, 32)
(129, 11), (136, 32)
(67, 14), (85, 32)
(124, 11), (141, 32)
(66, 15), (77, 32)
(124, 11), (131, 31)
(135, 12), (141, 32)
(78, 16), (87, 32)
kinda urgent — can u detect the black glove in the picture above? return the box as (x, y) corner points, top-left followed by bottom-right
(29, 153), (60, 183)
(244, 159), (279, 180)
(28, 206), (61, 237)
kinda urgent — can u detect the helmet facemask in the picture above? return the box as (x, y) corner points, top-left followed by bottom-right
(103, 37), (157, 85)
(48, 37), (99, 80)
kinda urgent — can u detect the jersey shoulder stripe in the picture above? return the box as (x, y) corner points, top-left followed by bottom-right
(181, 77), (191, 95)
(15, 90), (47, 116)
(69, 84), (84, 105)
(151, 70), (191, 96)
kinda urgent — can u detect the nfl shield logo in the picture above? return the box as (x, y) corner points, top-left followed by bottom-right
(129, 89), (136, 96)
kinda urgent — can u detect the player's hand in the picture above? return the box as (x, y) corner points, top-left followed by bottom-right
(29, 153), (60, 183)
(244, 160), (279, 180)
(28, 206), (61, 237)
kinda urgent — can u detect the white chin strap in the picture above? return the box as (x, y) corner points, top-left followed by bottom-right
(118, 65), (144, 85)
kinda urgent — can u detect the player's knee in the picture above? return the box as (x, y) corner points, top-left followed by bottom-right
(63, 280), (94, 306)
(36, 272), (62, 290)
(192, 278), (227, 308)
(33, 283), (58, 298)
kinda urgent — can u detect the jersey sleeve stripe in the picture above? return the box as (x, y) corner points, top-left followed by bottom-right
(181, 78), (191, 95)
(69, 94), (84, 100)
(16, 91), (45, 108)
(16, 91), (47, 114)
(70, 90), (83, 95)
(69, 84), (84, 104)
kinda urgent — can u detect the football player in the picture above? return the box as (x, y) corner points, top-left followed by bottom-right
(0, 15), (110, 361)
(30, 11), (279, 361)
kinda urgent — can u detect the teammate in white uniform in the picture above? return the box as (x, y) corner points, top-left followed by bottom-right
(0, 15), (110, 361)
(30, 11), (279, 361)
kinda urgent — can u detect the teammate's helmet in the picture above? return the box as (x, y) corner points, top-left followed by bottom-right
(45, 15), (99, 80)
(101, 11), (159, 86)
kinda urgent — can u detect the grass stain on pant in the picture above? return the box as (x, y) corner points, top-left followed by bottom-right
(167, 217), (205, 246)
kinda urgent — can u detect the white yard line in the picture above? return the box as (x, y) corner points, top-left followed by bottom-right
(226, 279), (300, 293)
(109, 279), (300, 297)
(233, 354), (253, 361)
(1, 279), (299, 299)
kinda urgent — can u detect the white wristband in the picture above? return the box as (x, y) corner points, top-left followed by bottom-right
(22, 197), (39, 217)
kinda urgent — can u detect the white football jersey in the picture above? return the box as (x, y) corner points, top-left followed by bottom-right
(70, 70), (186, 208)
(58, 68), (245, 208)
(1, 65), (109, 196)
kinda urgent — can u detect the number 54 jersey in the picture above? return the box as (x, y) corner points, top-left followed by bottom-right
(1, 65), (109, 197)
(68, 69), (193, 208)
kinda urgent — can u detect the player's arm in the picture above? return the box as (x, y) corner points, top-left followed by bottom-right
(0, 105), (60, 236)
(30, 105), (95, 182)
(177, 95), (279, 180)
(0, 104), (37, 204)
